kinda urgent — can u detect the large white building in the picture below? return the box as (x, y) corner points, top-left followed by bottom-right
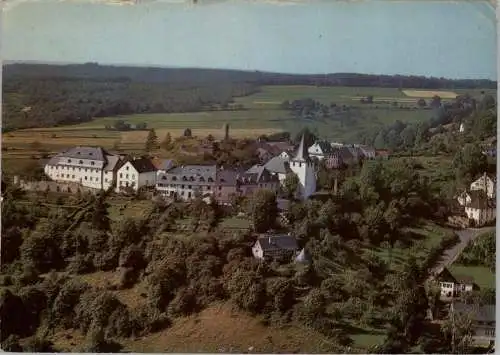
(44, 146), (122, 190)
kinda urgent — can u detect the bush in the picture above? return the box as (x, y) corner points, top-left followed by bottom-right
(67, 254), (93, 274)
(118, 267), (139, 290)
(131, 304), (171, 336)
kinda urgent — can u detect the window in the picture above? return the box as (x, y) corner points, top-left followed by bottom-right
(91, 161), (95, 166)
(79, 160), (83, 164)
(72, 175), (75, 179)
(126, 166), (129, 171)
(132, 174), (135, 179)
(162, 176), (167, 180)
(105, 179), (108, 183)
(68, 159), (72, 163)
(85, 176), (88, 180)
(207, 186), (211, 190)
(219, 186), (222, 190)
(72, 167), (75, 171)
(120, 173), (123, 178)
(85, 168), (88, 172)
(66, 174), (70, 178)
(188, 185), (192, 189)
(188, 192), (192, 198)
(172, 176), (177, 181)
(182, 185), (185, 189)
(126, 174), (129, 179)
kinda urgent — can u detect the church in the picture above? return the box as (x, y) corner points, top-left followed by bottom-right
(246, 134), (317, 200)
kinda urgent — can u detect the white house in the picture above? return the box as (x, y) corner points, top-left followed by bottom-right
(307, 141), (334, 161)
(252, 234), (299, 261)
(115, 158), (157, 192)
(470, 173), (496, 199)
(44, 146), (122, 190)
(437, 268), (475, 299)
(464, 194), (496, 227)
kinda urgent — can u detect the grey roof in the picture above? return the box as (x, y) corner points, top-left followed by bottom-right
(334, 146), (354, 161)
(452, 302), (496, 323)
(263, 156), (291, 175)
(60, 146), (107, 161)
(163, 165), (218, 185)
(293, 134), (310, 162)
(256, 234), (299, 251)
(103, 155), (121, 172)
(346, 145), (364, 160)
(217, 169), (239, 186)
(240, 167), (278, 184)
(128, 158), (157, 173)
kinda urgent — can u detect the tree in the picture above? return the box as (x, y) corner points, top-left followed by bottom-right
(250, 189), (278, 233)
(145, 128), (158, 152)
(452, 143), (488, 185)
(441, 309), (474, 354)
(283, 172), (300, 200)
(183, 128), (192, 137)
(91, 194), (110, 231)
(160, 132), (172, 150)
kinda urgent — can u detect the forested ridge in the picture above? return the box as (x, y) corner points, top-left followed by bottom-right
(2, 63), (496, 131)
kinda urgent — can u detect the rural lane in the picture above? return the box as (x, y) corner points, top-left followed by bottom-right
(429, 226), (495, 278)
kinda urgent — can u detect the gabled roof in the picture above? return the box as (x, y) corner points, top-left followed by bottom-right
(437, 268), (457, 283)
(103, 155), (121, 172)
(127, 158), (157, 173)
(295, 248), (312, 264)
(310, 141), (334, 155)
(263, 156), (291, 175)
(256, 234), (299, 251)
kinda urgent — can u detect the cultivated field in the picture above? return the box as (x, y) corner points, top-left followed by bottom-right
(2, 85), (495, 173)
(402, 90), (458, 99)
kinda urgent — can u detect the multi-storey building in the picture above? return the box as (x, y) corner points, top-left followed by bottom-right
(44, 146), (122, 190)
(115, 158), (158, 192)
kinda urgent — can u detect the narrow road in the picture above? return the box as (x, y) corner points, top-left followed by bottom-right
(429, 226), (495, 278)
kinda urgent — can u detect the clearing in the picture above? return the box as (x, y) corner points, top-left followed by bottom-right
(402, 90), (458, 99)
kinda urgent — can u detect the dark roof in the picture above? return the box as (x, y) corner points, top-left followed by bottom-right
(452, 302), (496, 323)
(103, 155), (121, 172)
(240, 166), (277, 184)
(164, 165), (217, 185)
(454, 274), (475, 285)
(128, 158), (157, 173)
(311, 141), (334, 155)
(256, 234), (299, 251)
(437, 268), (457, 282)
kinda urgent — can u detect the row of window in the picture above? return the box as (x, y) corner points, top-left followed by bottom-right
(50, 165), (99, 174)
(55, 174), (101, 182)
(119, 173), (136, 179)
(161, 175), (215, 183)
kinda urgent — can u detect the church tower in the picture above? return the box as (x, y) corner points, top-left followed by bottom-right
(289, 134), (316, 200)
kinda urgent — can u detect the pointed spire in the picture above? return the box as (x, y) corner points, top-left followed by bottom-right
(294, 134), (310, 162)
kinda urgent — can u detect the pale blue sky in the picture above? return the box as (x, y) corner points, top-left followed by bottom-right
(2, 0), (497, 79)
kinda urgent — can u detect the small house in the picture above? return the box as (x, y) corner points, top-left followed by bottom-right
(252, 234), (299, 261)
(115, 157), (157, 192)
(470, 172), (496, 199)
(437, 268), (476, 298)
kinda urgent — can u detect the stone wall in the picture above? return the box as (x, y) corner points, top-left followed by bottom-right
(13, 176), (100, 195)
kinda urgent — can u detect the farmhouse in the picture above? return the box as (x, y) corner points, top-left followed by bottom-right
(308, 141), (334, 160)
(463, 192), (496, 227)
(449, 302), (495, 345)
(43, 146), (122, 190)
(436, 268), (475, 299)
(252, 234), (300, 261)
(115, 158), (157, 193)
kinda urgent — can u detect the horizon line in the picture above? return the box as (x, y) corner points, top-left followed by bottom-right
(3, 59), (497, 82)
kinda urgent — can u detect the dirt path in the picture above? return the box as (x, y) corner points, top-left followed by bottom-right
(429, 226), (494, 278)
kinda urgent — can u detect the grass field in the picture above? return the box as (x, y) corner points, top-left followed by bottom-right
(370, 222), (453, 269)
(402, 90), (458, 99)
(448, 265), (496, 289)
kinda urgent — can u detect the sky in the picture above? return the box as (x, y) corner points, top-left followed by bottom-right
(2, 0), (497, 80)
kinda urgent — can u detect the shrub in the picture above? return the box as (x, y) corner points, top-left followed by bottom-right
(118, 267), (138, 290)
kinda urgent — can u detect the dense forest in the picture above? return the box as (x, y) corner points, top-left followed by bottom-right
(2, 63), (497, 131)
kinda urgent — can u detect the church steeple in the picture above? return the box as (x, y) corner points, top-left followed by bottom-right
(294, 134), (310, 162)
